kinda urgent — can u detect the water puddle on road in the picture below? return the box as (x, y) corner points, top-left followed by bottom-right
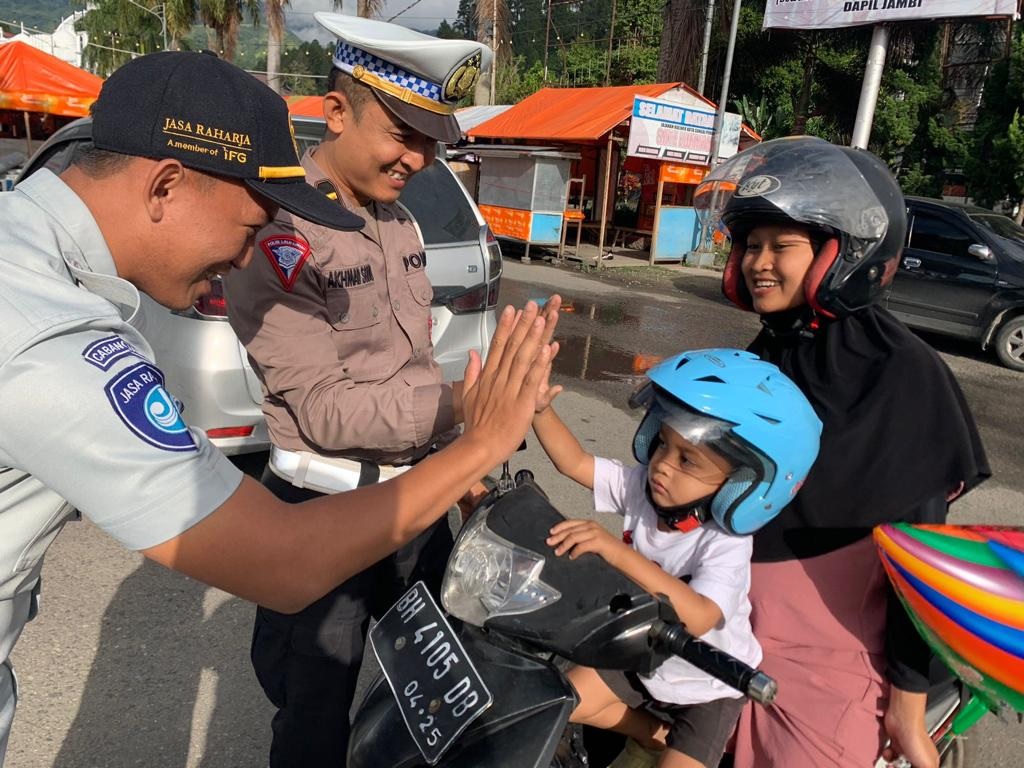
(552, 333), (663, 383)
(529, 297), (641, 328)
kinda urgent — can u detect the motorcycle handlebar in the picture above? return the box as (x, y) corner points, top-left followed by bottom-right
(651, 621), (778, 706)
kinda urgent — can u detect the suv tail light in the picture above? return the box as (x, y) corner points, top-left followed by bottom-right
(445, 284), (489, 314)
(484, 227), (502, 309)
(174, 277), (229, 320)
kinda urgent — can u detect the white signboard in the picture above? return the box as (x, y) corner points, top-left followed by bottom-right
(626, 97), (742, 166)
(764, 0), (1019, 30)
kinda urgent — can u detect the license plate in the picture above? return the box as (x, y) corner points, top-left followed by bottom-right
(369, 581), (493, 765)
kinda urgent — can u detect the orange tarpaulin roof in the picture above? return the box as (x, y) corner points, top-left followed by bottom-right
(467, 84), (680, 143)
(285, 94), (325, 119)
(0, 41), (103, 117)
(468, 83), (761, 144)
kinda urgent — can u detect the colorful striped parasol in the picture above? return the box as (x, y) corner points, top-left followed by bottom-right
(874, 523), (1024, 734)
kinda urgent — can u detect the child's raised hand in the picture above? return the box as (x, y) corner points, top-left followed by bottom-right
(535, 341), (563, 413)
(547, 519), (627, 567)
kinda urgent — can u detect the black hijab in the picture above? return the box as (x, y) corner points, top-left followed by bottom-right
(748, 305), (990, 562)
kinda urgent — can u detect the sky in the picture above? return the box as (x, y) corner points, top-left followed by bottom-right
(286, 0), (462, 41)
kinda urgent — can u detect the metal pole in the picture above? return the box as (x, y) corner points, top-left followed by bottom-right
(851, 25), (890, 149)
(709, 0), (741, 168)
(543, 0), (551, 81)
(605, 0), (616, 86)
(489, 0), (497, 104)
(697, 0), (715, 95)
(689, 0), (740, 263)
(160, 4), (167, 51)
(596, 133), (613, 270)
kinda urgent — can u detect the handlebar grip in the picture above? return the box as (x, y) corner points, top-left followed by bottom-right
(653, 622), (778, 706)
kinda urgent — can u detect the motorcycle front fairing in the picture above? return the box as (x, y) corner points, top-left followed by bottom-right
(348, 625), (577, 768)
(449, 481), (673, 674)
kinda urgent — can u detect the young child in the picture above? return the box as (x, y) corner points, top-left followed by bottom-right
(532, 348), (822, 768)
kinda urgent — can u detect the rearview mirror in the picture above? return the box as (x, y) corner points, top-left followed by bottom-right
(968, 243), (995, 263)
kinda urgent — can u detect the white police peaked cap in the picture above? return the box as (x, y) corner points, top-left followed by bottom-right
(315, 13), (492, 144)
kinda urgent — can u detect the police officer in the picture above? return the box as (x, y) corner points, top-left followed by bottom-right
(222, 15), (497, 766)
(0, 51), (557, 766)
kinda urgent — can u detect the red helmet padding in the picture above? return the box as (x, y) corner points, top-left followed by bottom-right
(804, 238), (840, 320)
(722, 240), (753, 311)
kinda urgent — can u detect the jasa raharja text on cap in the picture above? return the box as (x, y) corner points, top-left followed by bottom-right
(91, 51), (363, 231)
(315, 13), (492, 145)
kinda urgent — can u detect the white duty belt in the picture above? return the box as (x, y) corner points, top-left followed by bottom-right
(268, 445), (411, 494)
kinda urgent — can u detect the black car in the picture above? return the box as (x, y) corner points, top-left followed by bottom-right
(885, 196), (1024, 371)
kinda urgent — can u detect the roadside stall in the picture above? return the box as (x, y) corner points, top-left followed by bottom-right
(468, 84), (759, 266)
(470, 145), (579, 262)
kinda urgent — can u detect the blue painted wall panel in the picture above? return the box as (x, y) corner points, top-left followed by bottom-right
(529, 213), (564, 245)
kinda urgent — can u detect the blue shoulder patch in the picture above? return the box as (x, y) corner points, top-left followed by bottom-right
(104, 362), (197, 452)
(82, 335), (143, 371)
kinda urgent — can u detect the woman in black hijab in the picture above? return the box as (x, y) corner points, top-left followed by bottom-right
(695, 137), (989, 768)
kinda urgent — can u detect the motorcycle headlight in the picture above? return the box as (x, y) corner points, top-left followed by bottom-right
(441, 506), (561, 626)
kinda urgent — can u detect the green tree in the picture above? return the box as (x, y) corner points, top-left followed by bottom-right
(256, 39), (332, 96)
(968, 23), (1024, 217)
(76, 0), (168, 74)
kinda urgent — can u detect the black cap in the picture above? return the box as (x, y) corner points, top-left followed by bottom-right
(92, 51), (362, 231)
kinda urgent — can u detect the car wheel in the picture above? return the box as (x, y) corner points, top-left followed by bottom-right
(994, 315), (1024, 371)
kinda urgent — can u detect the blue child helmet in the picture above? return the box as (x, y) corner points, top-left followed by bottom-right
(631, 348), (822, 535)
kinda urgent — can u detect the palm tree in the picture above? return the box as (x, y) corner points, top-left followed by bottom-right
(265, 0), (288, 93)
(164, 0), (197, 50)
(657, 0), (719, 85)
(358, 0), (386, 17)
(199, 0), (260, 62)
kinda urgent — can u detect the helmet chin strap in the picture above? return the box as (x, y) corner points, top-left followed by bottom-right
(760, 304), (820, 340)
(644, 483), (715, 533)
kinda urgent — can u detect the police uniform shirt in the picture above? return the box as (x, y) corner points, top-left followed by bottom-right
(0, 170), (243, 669)
(224, 148), (456, 466)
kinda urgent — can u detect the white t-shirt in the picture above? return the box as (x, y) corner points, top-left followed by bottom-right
(593, 457), (761, 705)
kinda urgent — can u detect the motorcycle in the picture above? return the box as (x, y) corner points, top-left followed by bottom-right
(348, 465), (776, 768)
(348, 464), (982, 768)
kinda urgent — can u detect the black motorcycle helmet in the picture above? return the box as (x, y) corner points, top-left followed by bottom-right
(694, 136), (908, 319)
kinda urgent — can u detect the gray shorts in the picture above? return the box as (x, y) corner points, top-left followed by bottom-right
(599, 668), (744, 767)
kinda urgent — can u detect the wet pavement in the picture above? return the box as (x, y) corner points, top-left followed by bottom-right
(499, 263), (760, 408)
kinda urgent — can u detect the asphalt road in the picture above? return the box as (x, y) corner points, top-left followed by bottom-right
(6, 259), (1023, 767)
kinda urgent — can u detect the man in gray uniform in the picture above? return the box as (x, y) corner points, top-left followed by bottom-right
(223, 16), (492, 765)
(0, 51), (557, 764)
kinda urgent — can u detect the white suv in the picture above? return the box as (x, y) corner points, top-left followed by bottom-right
(17, 117), (501, 454)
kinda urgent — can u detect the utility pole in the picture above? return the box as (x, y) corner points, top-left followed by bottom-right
(604, 0), (616, 86)
(851, 25), (890, 149)
(697, 0), (715, 95)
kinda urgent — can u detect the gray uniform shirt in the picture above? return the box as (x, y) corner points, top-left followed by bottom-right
(0, 171), (242, 734)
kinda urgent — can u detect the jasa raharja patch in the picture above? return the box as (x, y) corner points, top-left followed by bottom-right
(443, 52), (482, 103)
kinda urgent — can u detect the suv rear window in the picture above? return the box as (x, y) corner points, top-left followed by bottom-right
(402, 162), (480, 245)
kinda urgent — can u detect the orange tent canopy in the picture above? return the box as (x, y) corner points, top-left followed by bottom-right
(286, 95), (325, 119)
(467, 84), (680, 144)
(0, 41), (103, 117)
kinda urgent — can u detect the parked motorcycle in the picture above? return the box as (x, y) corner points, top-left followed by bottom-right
(348, 467), (776, 768)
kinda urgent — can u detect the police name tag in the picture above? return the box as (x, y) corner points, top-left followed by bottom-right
(369, 582), (492, 765)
